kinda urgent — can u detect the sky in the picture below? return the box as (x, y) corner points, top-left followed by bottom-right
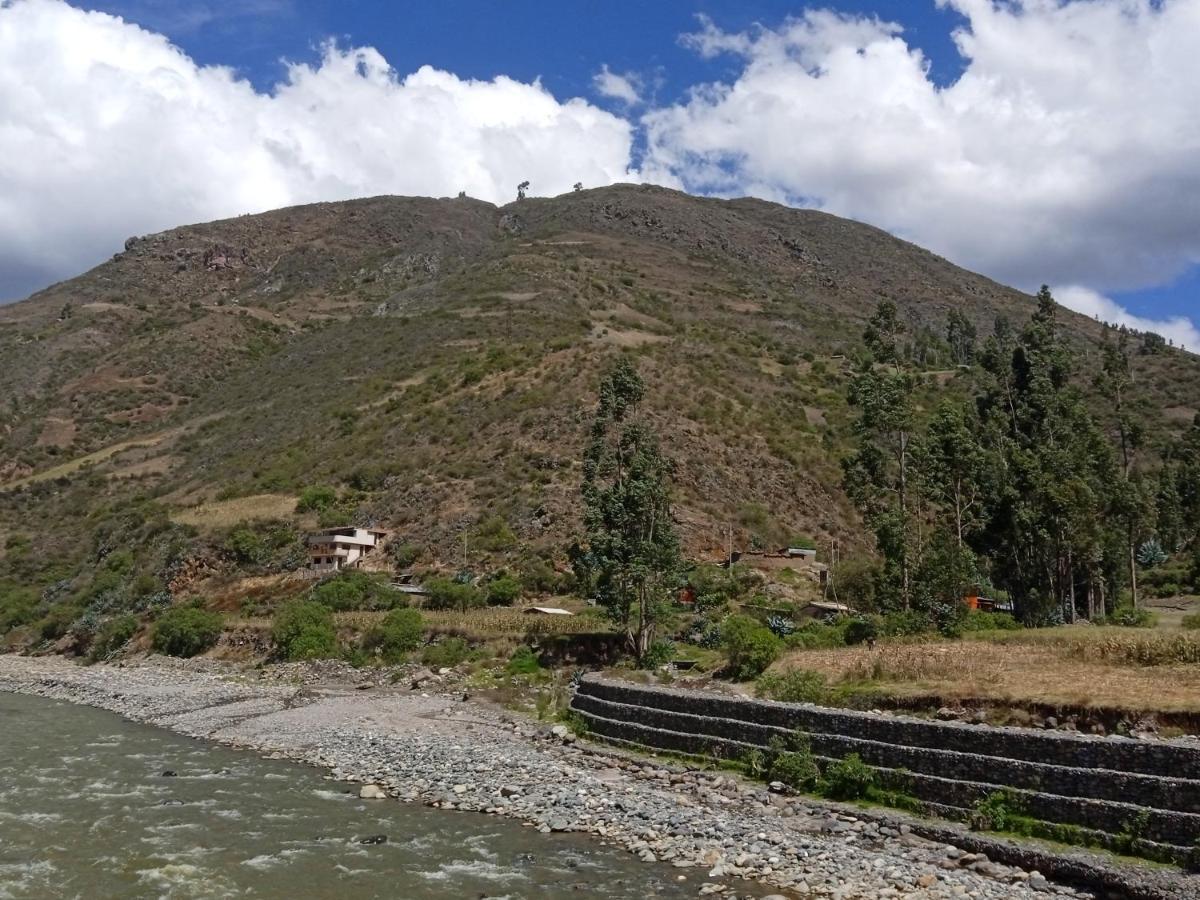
(1, 0), (1197, 348)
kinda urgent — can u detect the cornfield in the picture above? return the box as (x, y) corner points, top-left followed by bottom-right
(987, 628), (1200, 667)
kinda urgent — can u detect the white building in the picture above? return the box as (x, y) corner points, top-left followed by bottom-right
(307, 526), (388, 572)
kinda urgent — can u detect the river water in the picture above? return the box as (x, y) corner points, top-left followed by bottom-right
(0, 692), (766, 899)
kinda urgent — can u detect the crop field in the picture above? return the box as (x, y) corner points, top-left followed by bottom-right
(775, 626), (1200, 715)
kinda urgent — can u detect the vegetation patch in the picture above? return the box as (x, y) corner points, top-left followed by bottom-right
(152, 606), (223, 658)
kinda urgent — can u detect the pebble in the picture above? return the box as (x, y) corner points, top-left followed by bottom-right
(0, 655), (1107, 900)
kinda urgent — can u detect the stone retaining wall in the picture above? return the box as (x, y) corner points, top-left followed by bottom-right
(571, 676), (1200, 859)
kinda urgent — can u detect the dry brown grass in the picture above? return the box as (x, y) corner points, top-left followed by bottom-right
(777, 629), (1200, 713)
(173, 493), (297, 528)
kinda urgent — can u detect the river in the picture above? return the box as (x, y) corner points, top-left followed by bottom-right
(0, 691), (765, 899)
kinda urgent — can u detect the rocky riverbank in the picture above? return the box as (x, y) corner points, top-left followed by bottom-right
(0, 654), (1176, 899)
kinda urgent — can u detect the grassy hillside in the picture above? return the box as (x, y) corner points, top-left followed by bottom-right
(2, 184), (1198, 644)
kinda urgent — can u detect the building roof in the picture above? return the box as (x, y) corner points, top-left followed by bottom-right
(802, 600), (856, 613)
(522, 606), (574, 616)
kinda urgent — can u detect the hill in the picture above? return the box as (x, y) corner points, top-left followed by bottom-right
(1, 184), (1198, 630)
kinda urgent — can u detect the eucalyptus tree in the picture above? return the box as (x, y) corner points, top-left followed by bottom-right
(577, 357), (682, 661)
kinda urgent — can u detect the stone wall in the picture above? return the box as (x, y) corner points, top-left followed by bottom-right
(571, 676), (1200, 859)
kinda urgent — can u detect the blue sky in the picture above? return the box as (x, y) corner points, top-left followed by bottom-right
(2, 0), (1197, 344)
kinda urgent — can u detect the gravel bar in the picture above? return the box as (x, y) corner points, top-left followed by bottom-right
(2, 654), (1193, 900)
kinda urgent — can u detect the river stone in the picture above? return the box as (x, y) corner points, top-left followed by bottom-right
(359, 784), (387, 799)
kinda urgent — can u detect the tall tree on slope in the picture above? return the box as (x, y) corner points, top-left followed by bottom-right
(576, 357), (681, 662)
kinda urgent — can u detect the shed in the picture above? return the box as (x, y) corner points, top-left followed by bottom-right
(522, 606), (574, 616)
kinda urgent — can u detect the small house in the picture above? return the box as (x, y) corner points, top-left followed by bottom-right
(522, 606), (574, 616)
(795, 600), (855, 622)
(307, 526), (388, 572)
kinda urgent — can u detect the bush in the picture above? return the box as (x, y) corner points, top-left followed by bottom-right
(821, 753), (875, 801)
(1103, 606), (1158, 628)
(962, 610), (1021, 631)
(783, 620), (846, 650)
(421, 637), (470, 668)
(766, 615), (796, 637)
(312, 570), (397, 611)
(423, 577), (483, 612)
(390, 542), (421, 569)
(365, 608), (423, 662)
(878, 610), (935, 637)
(224, 527), (266, 565)
(721, 614), (782, 680)
(843, 616), (879, 646)
(1182, 613), (1200, 630)
(766, 735), (820, 791)
(473, 516), (517, 552)
(0, 586), (38, 632)
(152, 606), (223, 658)
(272, 600), (337, 660)
(506, 645), (542, 675)
(756, 669), (828, 704)
(38, 603), (81, 641)
(485, 573), (522, 606)
(640, 639), (676, 669)
(971, 790), (1023, 832)
(296, 485), (337, 513)
(90, 614), (138, 660)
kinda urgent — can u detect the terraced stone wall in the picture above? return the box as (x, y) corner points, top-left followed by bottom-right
(571, 676), (1200, 861)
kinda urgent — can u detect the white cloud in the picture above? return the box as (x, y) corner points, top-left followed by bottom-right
(593, 64), (642, 105)
(0, 0), (637, 299)
(643, 1), (1200, 337)
(1055, 285), (1200, 352)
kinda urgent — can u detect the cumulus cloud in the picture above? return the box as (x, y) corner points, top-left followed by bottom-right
(0, 0), (636, 299)
(1054, 285), (1200, 353)
(643, 1), (1200, 336)
(593, 64), (642, 105)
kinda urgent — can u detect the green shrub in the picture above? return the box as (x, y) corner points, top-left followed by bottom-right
(766, 735), (820, 791)
(296, 485), (337, 513)
(390, 542), (421, 569)
(38, 603), (81, 641)
(970, 790), (1023, 832)
(843, 616), (879, 645)
(152, 607), (223, 658)
(783, 620), (846, 650)
(365, 608), (423, 662)
(312, 570), (397, 611)
(1182, 613), (1200, 630)
(224, 527), (266, 565)
(517, 555), (564, 594)
(962, 610), (1021, 631)
(756, 669), (828, 704)
(721, 614), (782, 680)
(473, 516), (517, 552)
(485, 573), (522, 606)
(423, 577), (483, 612)
(821, 753), (875, 801)
(1103, 606), (1158, 628)
(878, 610), (935, 637)
(506, 645), (542, 675)
(640, 639), (676, 669)
(90, 614), (138, 660)
(421, 637), (470, 668)
(272, 600), (337, 660)
(0, 586), (39, 632)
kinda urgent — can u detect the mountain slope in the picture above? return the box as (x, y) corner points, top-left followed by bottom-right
(2, 184), (1198, 580)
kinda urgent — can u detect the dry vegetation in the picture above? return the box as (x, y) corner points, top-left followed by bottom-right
(776, 627), (1200, 714)
(172, 493), (298, 528)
